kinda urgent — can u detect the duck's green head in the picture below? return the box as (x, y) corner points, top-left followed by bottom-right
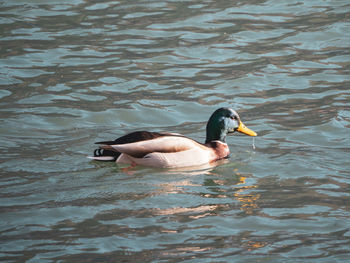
(205, 107), (257, 143)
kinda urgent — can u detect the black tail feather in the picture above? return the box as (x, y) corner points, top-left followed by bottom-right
(93, 148), (120, 161)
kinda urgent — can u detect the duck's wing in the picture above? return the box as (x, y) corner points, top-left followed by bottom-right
(99, 135), (199, 158)
(95, 131), (167, 145)
(89, 131), (187, 161)
(90, 131), (165, 161)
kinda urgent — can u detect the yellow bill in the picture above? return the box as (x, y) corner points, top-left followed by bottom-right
(237, 121), (257, 136)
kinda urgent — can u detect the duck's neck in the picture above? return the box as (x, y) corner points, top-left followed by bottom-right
(205, 128), (226, 144)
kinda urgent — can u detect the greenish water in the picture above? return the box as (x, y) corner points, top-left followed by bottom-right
(1, 0), (350, 262)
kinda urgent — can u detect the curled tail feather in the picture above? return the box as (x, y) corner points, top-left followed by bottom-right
(87, 148), (120, 162)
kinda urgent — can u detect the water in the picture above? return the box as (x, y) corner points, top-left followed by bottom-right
(1, 0), (350, 261)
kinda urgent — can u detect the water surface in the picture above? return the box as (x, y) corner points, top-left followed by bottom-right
(1, 0), (350, 262)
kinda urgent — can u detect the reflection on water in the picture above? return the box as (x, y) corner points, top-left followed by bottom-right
(1, 0), (350, 262)
(234, 175), (260, 215)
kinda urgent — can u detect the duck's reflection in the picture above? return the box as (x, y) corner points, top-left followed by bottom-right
(146, 161), (260, 221)
(233, 175), (260, 215)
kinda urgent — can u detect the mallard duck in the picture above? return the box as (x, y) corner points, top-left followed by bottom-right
(88, 108), (257, 168)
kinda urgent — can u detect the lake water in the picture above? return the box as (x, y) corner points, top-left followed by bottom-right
(1, 0), (350, 262)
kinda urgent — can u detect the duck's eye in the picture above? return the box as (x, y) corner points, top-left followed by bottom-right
(230, 115), (237, 120)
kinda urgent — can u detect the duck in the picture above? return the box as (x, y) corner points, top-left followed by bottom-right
(88, 107), (257, 168)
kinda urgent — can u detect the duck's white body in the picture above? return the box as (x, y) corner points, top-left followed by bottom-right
(92, 135), (229, 168)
